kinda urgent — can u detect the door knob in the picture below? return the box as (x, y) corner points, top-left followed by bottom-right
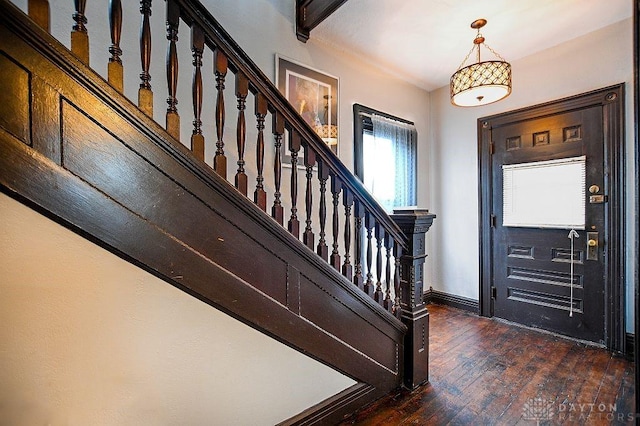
(586, 232), (598, 261)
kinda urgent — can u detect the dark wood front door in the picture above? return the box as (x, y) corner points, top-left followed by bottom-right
(479, 86), (625, 349)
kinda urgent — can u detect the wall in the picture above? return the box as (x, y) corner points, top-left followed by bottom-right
(202, 0), (431, 201)
(0, 193), (356, 425)
(428, 18), (635, 331)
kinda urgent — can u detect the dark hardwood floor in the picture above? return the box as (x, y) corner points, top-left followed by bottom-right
(341, 304), (635, 425)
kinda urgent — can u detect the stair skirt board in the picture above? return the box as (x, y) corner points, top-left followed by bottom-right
(279, 383), (386, 426)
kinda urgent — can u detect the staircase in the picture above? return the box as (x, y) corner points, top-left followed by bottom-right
(0, 0), (435, 423)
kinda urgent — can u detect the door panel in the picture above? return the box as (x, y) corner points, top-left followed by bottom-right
(491, 106), (605, 343)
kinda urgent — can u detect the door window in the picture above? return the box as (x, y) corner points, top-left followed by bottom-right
(502, 156), (586, 229)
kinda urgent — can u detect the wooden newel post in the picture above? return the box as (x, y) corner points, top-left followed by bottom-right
(391, 208), (436, 390)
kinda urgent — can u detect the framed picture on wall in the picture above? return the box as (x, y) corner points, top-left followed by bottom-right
(275, 55), (339, 162)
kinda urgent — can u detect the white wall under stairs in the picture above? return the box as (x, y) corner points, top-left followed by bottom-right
(0, 192), (355, 425)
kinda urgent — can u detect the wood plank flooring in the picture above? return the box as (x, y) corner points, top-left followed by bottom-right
(340, 304), (635, 425)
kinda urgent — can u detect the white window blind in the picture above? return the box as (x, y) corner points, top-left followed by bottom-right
(502, 156), (586, 229)
(361, 114), (417, 212)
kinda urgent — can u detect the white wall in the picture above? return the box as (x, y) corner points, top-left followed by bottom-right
(201, 0), (431, 206)
(428, 18), (635, 330)
(0, 193), (356, 425)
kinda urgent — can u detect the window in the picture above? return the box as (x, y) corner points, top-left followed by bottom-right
(354, 104), (417, 212)
(503, 156), (586, 229)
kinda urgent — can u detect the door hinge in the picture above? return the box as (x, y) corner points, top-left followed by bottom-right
(490, 214), (496, 228)
(491, 286), (497, 299)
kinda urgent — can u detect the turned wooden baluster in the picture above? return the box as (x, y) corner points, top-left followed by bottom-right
(138, 0), (153, 116)
(213, 50), (228, 178)
(165, 0), (180, 140)
(342, 190), (354, 280)
(108, 0), (123, 92)
(383, 233), (394, 313)
(271, 112), (285, 225)
(29, 0), (50, 32)
(394, 242), (402, 319)
(288, 131), (301, 238)
(138, 0), (153, 117)
(254, 93), (268, 210)
(234, 72), (248, 195)
(316, 160), (330, 261)
(374, 223), (385, 305)
(364, 212), (375, 298)
(190, 24), (204, 161)
(353, 200), (365, 291)
(71, 0), (89, 65)
(303, 146), (316, 249)
(329, 175), (341, 270)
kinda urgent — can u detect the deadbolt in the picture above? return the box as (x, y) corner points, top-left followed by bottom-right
(589, 185), (600, 194)
(586, 232), (598, 261)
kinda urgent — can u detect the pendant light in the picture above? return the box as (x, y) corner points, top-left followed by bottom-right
(450, 19), (512, 107)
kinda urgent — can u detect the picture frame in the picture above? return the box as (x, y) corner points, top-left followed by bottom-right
(275, 55), (339, 164)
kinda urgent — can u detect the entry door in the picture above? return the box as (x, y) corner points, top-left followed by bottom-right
(490, 105), (606, 343)
(480, 87), (624, 349)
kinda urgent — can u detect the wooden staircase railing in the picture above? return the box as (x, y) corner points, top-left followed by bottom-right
(3, 0), (436, 418)
(45, 0), (413, 311)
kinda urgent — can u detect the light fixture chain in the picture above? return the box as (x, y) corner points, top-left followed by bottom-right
(456, 44), (476, 71)
(482, 42), (507, 62)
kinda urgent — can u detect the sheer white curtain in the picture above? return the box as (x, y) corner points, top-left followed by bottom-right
(364, 114), (417, 212)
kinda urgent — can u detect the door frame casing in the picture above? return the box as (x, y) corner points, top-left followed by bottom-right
(478, 85), (626, 352)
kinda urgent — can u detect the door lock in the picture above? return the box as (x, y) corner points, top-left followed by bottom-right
(588, 184), (607, 203)
(586, 232), (598, 261)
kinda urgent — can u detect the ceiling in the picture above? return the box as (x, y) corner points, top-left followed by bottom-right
(311, 0), (632, 92)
